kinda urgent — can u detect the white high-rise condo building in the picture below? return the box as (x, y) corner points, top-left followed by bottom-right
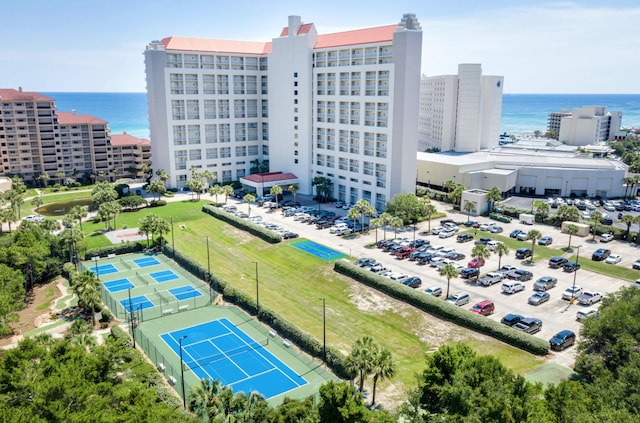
(555, 106), (622, 146)
(144, 14), (422, 211)
(418, 64), (503, 152)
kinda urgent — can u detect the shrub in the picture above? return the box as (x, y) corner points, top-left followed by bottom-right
(201, 204), (282, 244)
(84, 241), (144, 260)
(334, 260), (549, 355)
(149, 200), (167, 207)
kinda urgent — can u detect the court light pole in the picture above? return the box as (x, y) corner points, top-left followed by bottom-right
(320, 297), (326, 364)
(179, 335), (188, 408)
(253, 261), (259, 318)
(171, 217), (175, 258)
(571, 245), (581, 304)
(206, 236), (211, 282)
(128, 287), (136, 348)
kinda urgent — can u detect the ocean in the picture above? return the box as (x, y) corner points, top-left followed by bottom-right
(43, 92), (640, 139)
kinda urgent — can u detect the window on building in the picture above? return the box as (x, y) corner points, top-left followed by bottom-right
(294, 159), (298, 164)
(294, 72), (298, 77)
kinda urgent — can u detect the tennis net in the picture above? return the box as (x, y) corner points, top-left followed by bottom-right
(184, 337), (269, 369)
(121, 261), (132, 270)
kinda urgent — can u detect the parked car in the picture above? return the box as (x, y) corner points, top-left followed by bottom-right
(528, 291), (551, 306)
(592, 248), (611, 261)
(549, 330), (576, 351)
(533, 276), (558, 291)
(479, 272), (503, 286)
(513, 317), (543, 334)
(563, 261), (581, 273)
(489, 226), (504, 234)
(516, 248), (533, 259)
(601, 216), (613, 226)
(431, 226), (445, 235)
(502, 280), (526, 294)
(282, 231), (299, 239)
(424, 286), (443, 297)
(395, 247), (413, 260)
(497, 264), (518, 274)
(633, 258), (640, 270)
(501, 313), (524, 327)
(600, 233), (614, 242)
(445, 291), (471, 306)
(510, 229), (523, 238)
(576, 307), (599, 321)
(468, 257), (485, 268)
(577, 290), (603, 305)
(562, 285), (584, 300)
(605, 254), (622, 264)
(460, 267), (480, 279)
(516, 231), (529, 241)
(469, 300), (495, 316)
(475, 237), (492, 245)
(456, 233), (474, 243)
(538, 236), (553, 246)
(402, 276), (422, 288)
(549, 256), (568, 269)
(507, 269), (533, 281)
(445, 251), (466, 261)
(334, 227), (352, 236)
(355, 258), (376, 267)
(486, 240), (503, 251)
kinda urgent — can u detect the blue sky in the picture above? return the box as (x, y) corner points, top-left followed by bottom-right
(2, 0), (639, 93)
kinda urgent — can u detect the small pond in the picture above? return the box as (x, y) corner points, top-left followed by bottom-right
(38, 198), (94, 217)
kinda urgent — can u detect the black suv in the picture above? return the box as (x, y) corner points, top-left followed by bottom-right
(507, 269), (533, 281)
(548, 256), (568, 269)
(457, 233), (474, 243)
(500, 313), (524, 327)
(563, 261), (581, 272)
(460, 267), (480, 279)
(591, 248), (611, 261)
(549, 330), (576, 351)
(516, 248), (533, 259)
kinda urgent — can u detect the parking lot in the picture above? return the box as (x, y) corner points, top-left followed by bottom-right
(225, 196), (640, 363)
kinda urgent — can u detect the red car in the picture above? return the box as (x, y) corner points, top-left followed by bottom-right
(470, 300), (495, 316)
(468, 257), (486, 268)
(395, 247), (413, 259)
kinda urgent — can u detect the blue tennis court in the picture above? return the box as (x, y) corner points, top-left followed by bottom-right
(103, 278), (134, 293)
(120, 295), (154, 312)
(168, 285), (202, 301)
(134, 256), (161, 268)
(291, 240), (346, 261)
(161, 319), (307, 399)
(150, 270), (180, 283)
(91, 263), (119, 275)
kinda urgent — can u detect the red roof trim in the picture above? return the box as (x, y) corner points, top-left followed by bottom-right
(110, 133), (150, 147)
(57, 111), (107, 125)
(162, 36), (271, 55)
(242, 172), (298, 183)
(315, 24), (397, 49)
(0, 89), (53, 102)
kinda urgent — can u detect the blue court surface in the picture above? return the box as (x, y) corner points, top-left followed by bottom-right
(103, 278), (134, 293)
(291, 240), (346, 261)
(161, 318), (307, 399)
(169, 285), (202, 301)
(120, 295), (154, 312)
(150, 270), (180, 283)
(134, 256), (161, 268)
(91, 263), (119, 275)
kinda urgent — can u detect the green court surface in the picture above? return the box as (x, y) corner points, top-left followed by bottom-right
(80, 252), (335, 404)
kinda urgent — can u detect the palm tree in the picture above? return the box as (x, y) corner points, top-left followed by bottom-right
(31, 196), (44, 213)
(486, 187), (502, 213)
(624, 176), (635, 199)
(440, 263), (459, 298)
(590, 210), (602, 240)
(39, 172), (50, 188)
(463, 200), (474, 222)
(353, 199), (376, 233)
(448, 185), (464, 207)
(621, 214), (635, 240)
(243, 193), (256, 216)
(347, 336), (377, 393)
(156, 168), (170, 187)
(443, 179), (456, 194)
(138, 213), (157, 248)
(147, 179), (166, 201)
(370, 347), (395, 407)
(536, 202), (550, 223)
(222, 185), (234, 204)
(2, 208), (16, 233)
(208, 184), (224, 203)
(565, 224), (579, 249)
(422, 201), (437, 232)
(471, 244), (491, 269)
(188, 379), (222, 420)
(288, 184), (299, 205)
(60, 226), (84, 264)
(269, 185), (283, 208)
(525, 229), (542, 262)
(56, 170), (65, 185)
(69, 205), (88, 231)
(493, 243), (510, 269)
(370, 217), (382, 243)
(154, 216), (171, 248)
(379, 212), (392, 240)
(557, 204), (580, 223)
(389, 216), (404, 239)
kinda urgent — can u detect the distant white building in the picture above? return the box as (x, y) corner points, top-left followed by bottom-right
(418, 64), (503, 152)
(556, 106), (622, 146)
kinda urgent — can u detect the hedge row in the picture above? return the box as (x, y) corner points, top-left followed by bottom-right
(334, 260), (549, 355)
(84, 241), (144, 260)
(165, 245), (349, 378)
(202, 204), (282, 244)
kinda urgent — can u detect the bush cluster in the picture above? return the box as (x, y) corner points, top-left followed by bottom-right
(166, 246), (348, 378)
(334, 260), (549, 355)
(201, 204), (282, 244)
(84, 241), (144, 260)
(149, 199), (167, 207)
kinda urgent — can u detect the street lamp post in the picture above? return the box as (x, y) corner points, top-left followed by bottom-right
(171, 217), (175, 258)
(179, 335), (188, 408)
(320, 297), (326, 364)
(128, 287), (136, 348)
(253, 261), (259, 317)
(571, 245), (581, 304)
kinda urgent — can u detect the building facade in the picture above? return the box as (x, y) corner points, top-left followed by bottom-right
(0, 88), (150, 184)
(418, 64), (503, 153)
(555, 106), (622, 146)
(144, 14), (422, 212)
